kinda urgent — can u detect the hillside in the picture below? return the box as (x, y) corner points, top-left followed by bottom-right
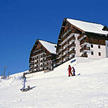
(0, 57), (108, 108)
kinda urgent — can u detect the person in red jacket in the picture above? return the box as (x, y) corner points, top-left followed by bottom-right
(68, 65), (72, 77)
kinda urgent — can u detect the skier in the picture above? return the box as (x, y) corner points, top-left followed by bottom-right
(72, 67), (75, 76)
(23, 74), (26, 90)
(68, 65), (72, 77)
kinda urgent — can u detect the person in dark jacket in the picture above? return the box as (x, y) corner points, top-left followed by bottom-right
(68, 65), (72, 77)
(72, 67), (75, 76)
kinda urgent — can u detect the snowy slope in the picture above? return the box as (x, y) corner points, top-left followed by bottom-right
(0, 57), (108, 108)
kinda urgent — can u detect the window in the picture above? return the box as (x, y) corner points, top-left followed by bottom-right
(91, 51), (94, 55)
(98, 45), (101, 49)
(72, 55), (75, 58)
(91, 44), (93, 48)
(73, 34), (75, 37)
(40, 60), (43, 62)
(64, 46), (66, 49)
(63, 58), (66, 62)
(72, 42), (75, 45)
(69, 41), (72, 44)
(98, 52), (101, 56)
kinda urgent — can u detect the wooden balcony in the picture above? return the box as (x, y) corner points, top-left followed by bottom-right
(78, 34), (84, 40)
(62, 47), (68, 53)
(56, 58), (62, 64)
(62, 54), (68, 60)
(62, 41), (68, 48)
(32, 49), (43, 55)
(62, 30), (72, 40)
(61, 35), (75, 47)
(80, 37), (88, 45)
(80, 46), (90, 52)
(68, 36), (75, 41)
(58, 50), (62, 56)
(81, 52), (88, 57)
(68, 43), (76, 48)
(68, 50), (76, 55)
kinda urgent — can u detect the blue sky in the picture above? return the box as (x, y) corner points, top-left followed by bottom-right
(0, 0), (108, 75)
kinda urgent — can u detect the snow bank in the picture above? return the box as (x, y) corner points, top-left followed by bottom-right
(0, 57), (108, 108)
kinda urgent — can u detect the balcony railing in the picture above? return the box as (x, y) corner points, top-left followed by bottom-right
(80, 45), (90, 52)
(79, 35), (87, 41)
(33, 49), (42, 54)
(60, 33), (75, 46)
(68, 50), (76, 55)
(81, 42), (90, 47)
(81, 52), (88, 57)
(80, 37), (88, 45)
(68, 43), (76, 48)
(62, 29), (71, 38)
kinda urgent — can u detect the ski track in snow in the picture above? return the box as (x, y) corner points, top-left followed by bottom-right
(0, 57), (108, 108)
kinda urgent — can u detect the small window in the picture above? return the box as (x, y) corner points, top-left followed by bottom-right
(91, 44), (93, 48)
(72, 42), (75, 45)
(98, 52), (101, 56)
(98, 45), (101, 49)
(91, 51), (94, 55)
(72, 55), (75, 58)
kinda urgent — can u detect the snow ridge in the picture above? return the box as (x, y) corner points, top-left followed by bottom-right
(0, 57), (108, 108)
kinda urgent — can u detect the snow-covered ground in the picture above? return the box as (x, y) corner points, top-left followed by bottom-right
(0, 57), (108, 108)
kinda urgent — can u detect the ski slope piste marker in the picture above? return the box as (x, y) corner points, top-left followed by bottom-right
(70, 58), (77, 66)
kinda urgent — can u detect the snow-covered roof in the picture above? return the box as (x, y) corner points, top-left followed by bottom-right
(39, 40), (56, 54)
(67, 18), (108, 35)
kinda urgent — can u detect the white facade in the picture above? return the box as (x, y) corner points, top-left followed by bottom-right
(106, 40), (108, 57)
(74, 34), (81, 57)
(87, 44), (106, 58)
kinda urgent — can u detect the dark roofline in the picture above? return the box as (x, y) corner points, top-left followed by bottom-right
(85, 32), (108, 39)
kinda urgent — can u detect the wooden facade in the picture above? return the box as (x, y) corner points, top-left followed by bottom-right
(56, 18), (82, 65)
(29, 40), (56, 73)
